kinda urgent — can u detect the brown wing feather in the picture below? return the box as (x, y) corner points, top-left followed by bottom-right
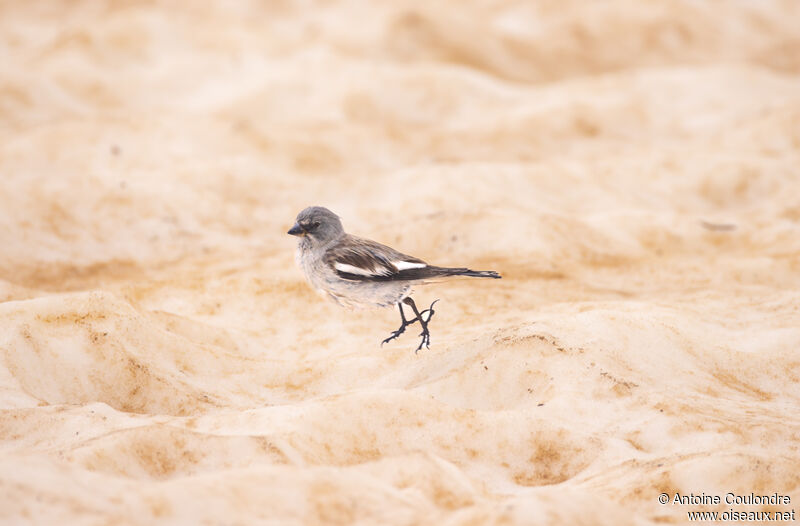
(325, 235), (428, 281)
(325, 235), (501, 282)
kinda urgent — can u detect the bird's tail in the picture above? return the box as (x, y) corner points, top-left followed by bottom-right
(437, 267), (502, 279)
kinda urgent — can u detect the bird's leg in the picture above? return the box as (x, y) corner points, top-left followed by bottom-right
(417, 299), (439, 325)
(381, 302), (418, 346)
(403, 297), (438, 353)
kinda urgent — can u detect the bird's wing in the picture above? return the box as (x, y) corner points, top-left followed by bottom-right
(325, 236), (430, 282)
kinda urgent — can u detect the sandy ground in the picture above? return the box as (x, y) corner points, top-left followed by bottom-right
(1, 1), (800, 524)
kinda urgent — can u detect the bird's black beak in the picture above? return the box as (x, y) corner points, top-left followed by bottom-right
(287, 223), (305, 236)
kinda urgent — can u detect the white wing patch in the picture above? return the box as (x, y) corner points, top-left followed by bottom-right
(334, 262), (392, 276)
(394, 261), (426, 270)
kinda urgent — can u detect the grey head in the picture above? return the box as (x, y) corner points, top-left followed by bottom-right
(287, 206), (345, 247)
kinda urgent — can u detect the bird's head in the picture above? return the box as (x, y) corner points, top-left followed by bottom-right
(288, 206), (344, 247)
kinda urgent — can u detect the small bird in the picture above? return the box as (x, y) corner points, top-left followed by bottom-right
(288, 206), (501, 352)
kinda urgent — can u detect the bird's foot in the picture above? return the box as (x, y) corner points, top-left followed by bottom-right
(414, 299), (439, 354)
(414, 327), (431, 354)
(381, 324), (410, 346)
(382, 313), (421, 346)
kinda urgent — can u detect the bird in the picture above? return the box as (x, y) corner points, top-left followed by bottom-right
(288, 206), (501, 352)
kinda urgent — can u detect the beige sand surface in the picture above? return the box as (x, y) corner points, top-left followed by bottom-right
(2, 1), (800, 524)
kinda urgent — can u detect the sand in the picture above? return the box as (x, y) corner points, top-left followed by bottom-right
(1, 1), (800, 524)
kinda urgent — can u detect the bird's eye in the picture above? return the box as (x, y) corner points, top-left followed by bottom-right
(312, 221), (320, 229)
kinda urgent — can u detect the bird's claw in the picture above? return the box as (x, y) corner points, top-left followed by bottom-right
(414, 327), (432, 354)
(381, 327), (406, 347)
(413, 299), (438, 353)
